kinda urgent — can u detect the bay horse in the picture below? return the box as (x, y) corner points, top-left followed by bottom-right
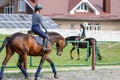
(0, 31), (66, 80)
(65, 36), (102, 61)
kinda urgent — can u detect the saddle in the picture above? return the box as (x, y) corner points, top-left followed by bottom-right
(75, 36), (85, 41)
(27, 30), (44, 45)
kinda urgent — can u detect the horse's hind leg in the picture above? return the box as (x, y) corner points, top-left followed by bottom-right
(85, 47), (91, 61)
(96, 47), (102, 61)
(17, 54), (28, 79)
(0, 46), (14, 79)
(70, 47), (75, 60)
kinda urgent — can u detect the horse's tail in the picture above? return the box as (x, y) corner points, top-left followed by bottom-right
(0, 36), (10, 52)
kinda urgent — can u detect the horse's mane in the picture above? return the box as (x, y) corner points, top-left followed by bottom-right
(48, 32), (64, 39)
(65, 36), (77, 41)
(48, 32), (60, 36)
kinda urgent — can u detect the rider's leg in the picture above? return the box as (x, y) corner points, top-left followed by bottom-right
(75, 36), (81, 48)
(31, 25), (49, 51)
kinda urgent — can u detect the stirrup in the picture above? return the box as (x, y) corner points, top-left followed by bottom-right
(43, 47), (50, 51)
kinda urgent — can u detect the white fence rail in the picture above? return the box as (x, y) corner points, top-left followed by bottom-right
(0, 29), (120, 41)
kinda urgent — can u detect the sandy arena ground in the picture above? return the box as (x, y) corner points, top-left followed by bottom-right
(2, 66), (120, 80)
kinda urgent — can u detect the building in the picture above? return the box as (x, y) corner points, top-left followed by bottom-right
(0, 0), (120, 31)
(0, 0), (32, 14)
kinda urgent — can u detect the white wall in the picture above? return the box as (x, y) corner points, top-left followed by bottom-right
(0, 29), (120, 42)
(48, 29), (120, 42)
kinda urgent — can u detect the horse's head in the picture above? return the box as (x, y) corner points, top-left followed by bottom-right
(56, 37), (66, 56)
(48, 32), (67, 56)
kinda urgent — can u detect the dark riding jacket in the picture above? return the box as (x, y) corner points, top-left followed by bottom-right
(80, 27), (86, 37)
(31, 13), (48, 39)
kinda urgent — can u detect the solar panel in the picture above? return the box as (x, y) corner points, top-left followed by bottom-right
(0, 14), (60, 29)
(0, 22), (3, 28)
(5, 15), (16, 21)
(1, 22), (9, 28)
(0, 15), (9, 21)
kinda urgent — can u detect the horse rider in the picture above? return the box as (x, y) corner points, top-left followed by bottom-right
(31, 4), (49, 51)
(79, 24), (86, 39)
(75, 24), (86, 48)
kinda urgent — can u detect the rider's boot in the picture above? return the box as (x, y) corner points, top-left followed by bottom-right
(43, 38), (49, 51)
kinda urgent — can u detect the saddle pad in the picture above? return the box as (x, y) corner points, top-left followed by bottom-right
(34, 36), (43, 45)
(34, 36), (49, 46)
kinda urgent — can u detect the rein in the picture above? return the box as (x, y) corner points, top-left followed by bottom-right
(52, 45), (57, 50)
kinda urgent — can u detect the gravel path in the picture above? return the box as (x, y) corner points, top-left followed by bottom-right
(2, 66), (120, 80)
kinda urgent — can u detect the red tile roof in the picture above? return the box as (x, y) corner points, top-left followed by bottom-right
(27, 0), (120, 20)
(68, 0), (82, 11)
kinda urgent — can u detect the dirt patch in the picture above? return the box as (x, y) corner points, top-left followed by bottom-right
(3, 68), (120, 80)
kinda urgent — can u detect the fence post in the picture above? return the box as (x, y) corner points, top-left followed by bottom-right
(92, 41), (96, 70)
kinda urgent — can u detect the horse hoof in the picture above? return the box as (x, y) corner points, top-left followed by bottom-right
(71, 57), (73, 60)
(25, 76), (28, 79)
(77, 58), (80, 60)
(54, 75), (58, 79)
(85, 59), (88, 61)
(34, 77), (38, 80)
(99, 57), (102, 61)
(25, 76), (30, 80)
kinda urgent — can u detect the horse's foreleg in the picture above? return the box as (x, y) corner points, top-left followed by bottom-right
(17, 55), (28, 79)
(70, 47), (75, 60)
(46, 57), (57, 79)
(35, 55), (46, 80)
(77, 49), (80, 60)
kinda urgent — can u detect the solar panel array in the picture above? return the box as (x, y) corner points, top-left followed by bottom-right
(0, 14), (60, 29)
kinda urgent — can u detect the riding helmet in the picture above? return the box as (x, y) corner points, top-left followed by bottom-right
(34, 4), (43, 11)
(80, 24), (84, 27)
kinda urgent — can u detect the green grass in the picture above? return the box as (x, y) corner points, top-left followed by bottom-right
(0, 34), (120, 70)
(96, 42), (120, 65)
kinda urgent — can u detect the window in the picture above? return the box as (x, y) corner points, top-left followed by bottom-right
(95, 24), (101, 30)
(76, 3), (88, 12)
(83, 22), (92, 30)
(18, 0), (26, 12)
(4, 0), (14, 14)
(87, 23), (92, 30)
